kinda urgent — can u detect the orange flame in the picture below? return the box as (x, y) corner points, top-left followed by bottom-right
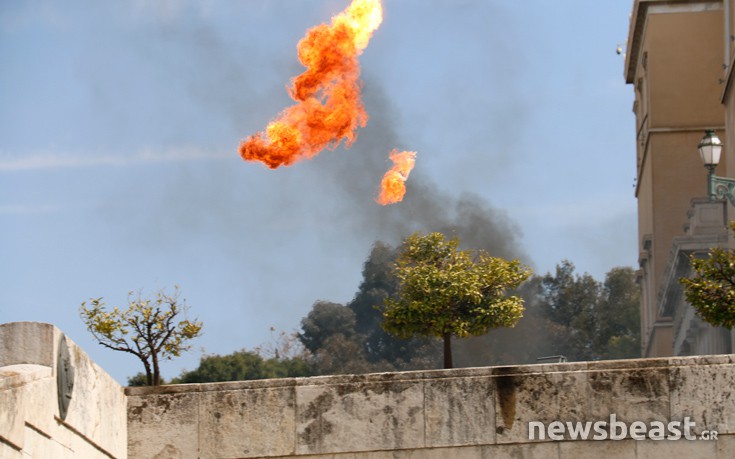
(376, 149), (416, 205)
(239, 0), (383, 169)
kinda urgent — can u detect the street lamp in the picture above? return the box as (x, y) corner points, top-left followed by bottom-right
(698, 130), (735, 206)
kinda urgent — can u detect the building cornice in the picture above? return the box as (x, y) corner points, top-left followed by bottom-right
(625, 0), (724, 84)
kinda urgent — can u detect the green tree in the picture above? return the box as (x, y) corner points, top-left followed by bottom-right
(127, 372), (154, 387)
(596, 267), (640, 359)
(297, 301), (382, 375)
(80, 287), (202, 386)
(346, 242), (440, 369)
(680, 224), (735, 329)
(382, 232), (531, 369)
(309, 334), (380, 375)
(348, 242), (401, 360)
(171, 350), (312, 383)
(535, 261), (640, 361)
(537, 260), (601, 360)
(296, 243), (440, 375)
(299, 301), (358, 354)
(171, 328), (312, 383)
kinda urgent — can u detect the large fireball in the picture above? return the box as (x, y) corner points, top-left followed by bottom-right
(239, 0), (383, 169)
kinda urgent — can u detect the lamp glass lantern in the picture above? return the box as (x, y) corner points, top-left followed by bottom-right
(698, 130), (723, 168)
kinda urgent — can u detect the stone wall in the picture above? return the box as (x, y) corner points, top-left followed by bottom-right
(2, 321), (734, 458)
(127, 355), (735, 459)
(0, 322), (127, 458)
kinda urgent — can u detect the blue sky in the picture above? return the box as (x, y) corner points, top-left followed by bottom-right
(1, 0), (637, 384)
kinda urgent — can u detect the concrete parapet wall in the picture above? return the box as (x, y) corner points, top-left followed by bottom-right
(126, 355), (735, 459)
(0, 322), (127, 458)
(3, 321), (734, 458)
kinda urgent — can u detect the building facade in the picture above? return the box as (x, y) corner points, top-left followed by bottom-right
(625, 0), (735, 357)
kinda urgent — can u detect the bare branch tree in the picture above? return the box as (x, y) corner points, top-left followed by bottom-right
(80, 286), (203, 385)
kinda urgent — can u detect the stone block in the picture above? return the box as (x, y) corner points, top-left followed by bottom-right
(128, 391), (200, 459)
(22, 423), (74, 458)
(367, 446), (484, 459)
(636, 436), (718, 458)
(587, 367), (670, 425)
(0, 364), (55, 449)
(494, 367), (589, 444)
(485, 441), (560, 458)
(0, 374), (28, 450)
(716, 433), (735, 457)
(295, 380), (425, 455)
(0, 440), (21, 459)
(20, 376), (56, 439)
(559, 439), (636, 458)
(669, 363), (735, 435)
(0, 322), (55, 367)
(425, 376), (495, 447)
(402, 445), (488, 459)
(198, 386), (296, 458)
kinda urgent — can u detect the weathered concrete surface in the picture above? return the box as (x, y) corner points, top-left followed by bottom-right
(0, 322), (127, 458)
(424, 376), (495, 448)
(201, 385), (296, 458)
(127, 355), (735, 459)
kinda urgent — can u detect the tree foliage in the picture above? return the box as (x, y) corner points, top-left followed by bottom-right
(680, 224), (735, 329)
(297, 244), (639, 373)
(80, 287), (202, 386)
(596, 267), (641, 358)
(381, 232), (532, 368)
(169, 328), (312, 384)
(299, 301), (358, 354)
(127, 372), (155, 387)
(174, 243), (639, 383)
(347, 242), (439, 369)
(537, 261), (601, 360)
(171, 350), (311, 383)
(534, 262), (640, 361)
(296, 242), (441, 375)
(450, 263), (640, 366)
(347, 241), (407, 363)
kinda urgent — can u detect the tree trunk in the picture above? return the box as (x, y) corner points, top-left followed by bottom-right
(152, 353), (160, 386)
(443, 333), (453, 369)
(142, 359), (153, 386)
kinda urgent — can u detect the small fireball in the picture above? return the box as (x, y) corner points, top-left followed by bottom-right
(376, 149), (417, 205)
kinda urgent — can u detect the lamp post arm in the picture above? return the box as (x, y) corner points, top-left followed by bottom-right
(710, 171), (735, 207)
